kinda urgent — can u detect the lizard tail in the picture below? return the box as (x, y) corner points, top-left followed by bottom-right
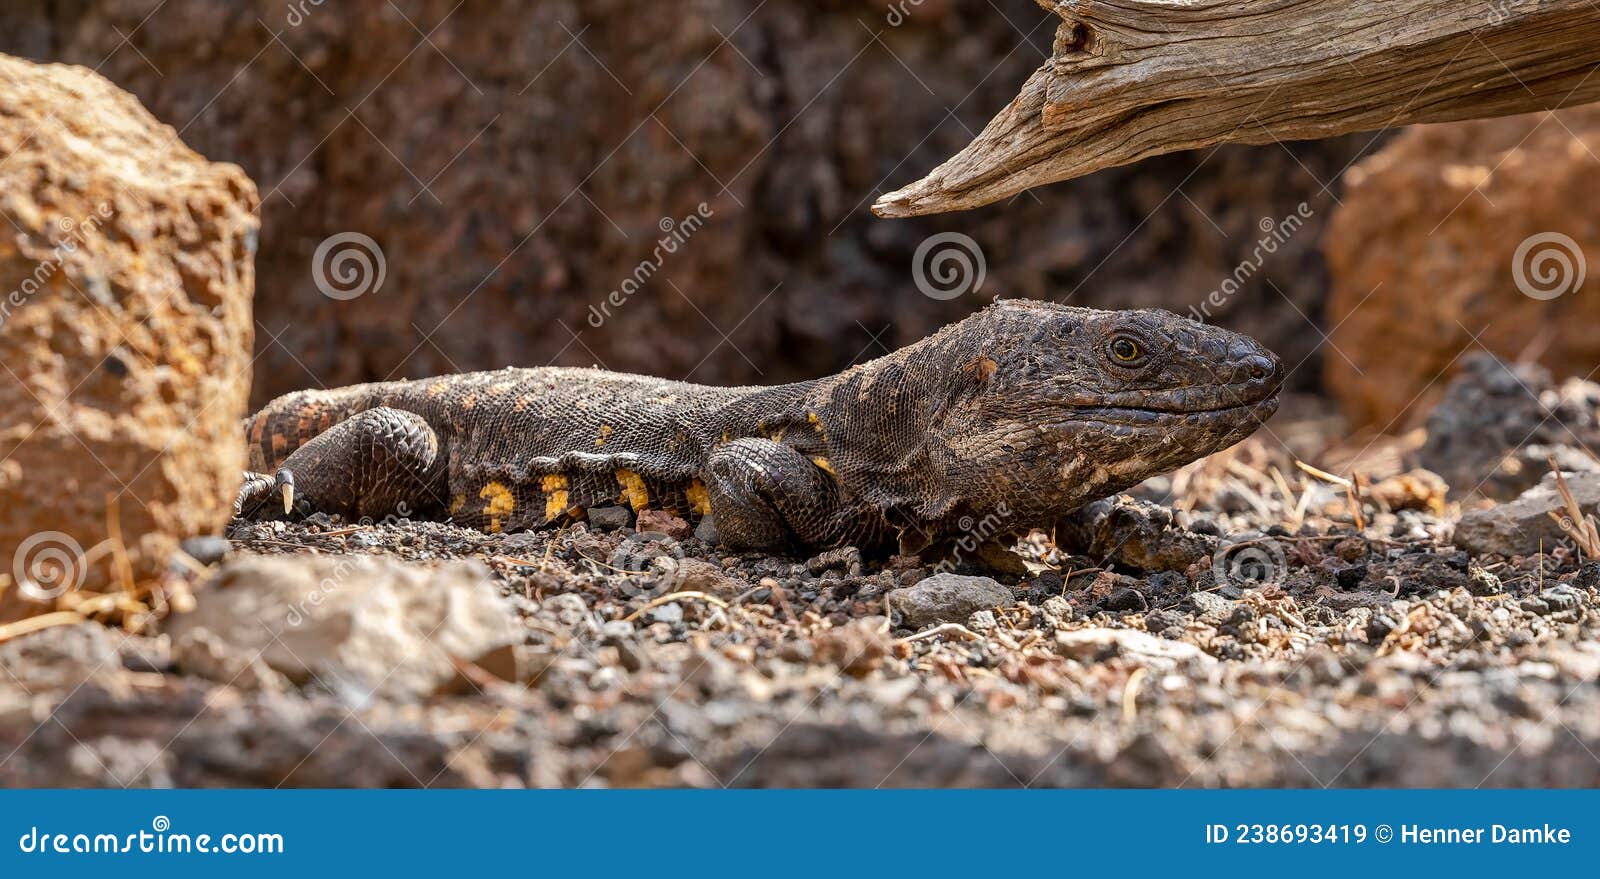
(243, 385), (381, 472)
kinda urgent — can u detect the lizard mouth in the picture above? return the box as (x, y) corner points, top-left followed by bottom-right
(1068, 384), (1280, 427)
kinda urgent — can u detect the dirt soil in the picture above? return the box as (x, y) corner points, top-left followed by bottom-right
(3, 382), (1598, 789)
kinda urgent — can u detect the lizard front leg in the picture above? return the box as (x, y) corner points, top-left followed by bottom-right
(236, 407), (448, 522)
(703, 438), (846, 553)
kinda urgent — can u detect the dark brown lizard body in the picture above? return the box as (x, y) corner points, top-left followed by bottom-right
(238, 301), (1282, 555)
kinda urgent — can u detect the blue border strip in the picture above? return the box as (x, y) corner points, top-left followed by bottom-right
(1, 790), (1594, 876)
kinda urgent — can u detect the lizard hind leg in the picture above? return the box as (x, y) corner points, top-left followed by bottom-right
(235, 407), (447, 523)
(703, 438), (845, 553)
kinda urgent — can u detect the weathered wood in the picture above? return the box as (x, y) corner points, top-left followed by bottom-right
(873, 0), (1600, 218)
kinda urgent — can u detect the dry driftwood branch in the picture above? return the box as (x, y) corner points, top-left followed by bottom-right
(873, 0), (1600, 218)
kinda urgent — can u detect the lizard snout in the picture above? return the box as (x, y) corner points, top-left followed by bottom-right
(1222, 339), (1283, 396)
(1235, 352), (1281, 387)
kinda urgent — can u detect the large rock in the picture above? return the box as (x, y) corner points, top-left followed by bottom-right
(0, 55), (257, 622)
(1324, 105), (1600, 428)
(888, 573), (1010, 629)
(0, 1), (1370, 407)
(165, 555), (520, 703)
(1420, 354), (1600, 502)
(1455, 471), (1600, 558)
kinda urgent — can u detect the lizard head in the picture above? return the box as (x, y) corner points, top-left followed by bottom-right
(929, 299), (1282, 519)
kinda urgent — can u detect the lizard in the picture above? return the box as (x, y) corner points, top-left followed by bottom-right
(235, 300), (1282, 557)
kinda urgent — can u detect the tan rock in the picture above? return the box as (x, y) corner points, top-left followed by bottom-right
(166, 554), (520, 703)
(1324, 106), (1600, 428)
(0, 55), (257, 622)
(1053, 627), (1214, 669)
(1455, 471), (1600, 558)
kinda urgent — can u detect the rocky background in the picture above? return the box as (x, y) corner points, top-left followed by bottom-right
(0, 0), (1371, 406)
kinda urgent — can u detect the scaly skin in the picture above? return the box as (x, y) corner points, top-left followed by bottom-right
(236, 300), (1282, 555)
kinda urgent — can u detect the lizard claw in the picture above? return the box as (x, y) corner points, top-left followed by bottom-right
(276, 469), (296, 514)
(234, 468), (300, 519)
(235, 472), (273, 517)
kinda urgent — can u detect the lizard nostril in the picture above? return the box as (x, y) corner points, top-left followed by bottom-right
(1242, 355), (1274, 382)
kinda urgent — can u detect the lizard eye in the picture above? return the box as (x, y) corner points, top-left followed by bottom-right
(1107, 336), (1146, 366)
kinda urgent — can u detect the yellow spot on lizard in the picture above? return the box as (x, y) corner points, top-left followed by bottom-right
(542, 473), (570, 521)
(449, 493), (466, 515)
(615, 469), (649, 511)
(479, 481), (515, 533)
(807, 411), (828, 441)
(596, 424), (614, 447)
(810, 456), (837, 477)
(686, 479), (711, 517)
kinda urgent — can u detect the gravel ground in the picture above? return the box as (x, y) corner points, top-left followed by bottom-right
(4, 380), (1600, 788)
